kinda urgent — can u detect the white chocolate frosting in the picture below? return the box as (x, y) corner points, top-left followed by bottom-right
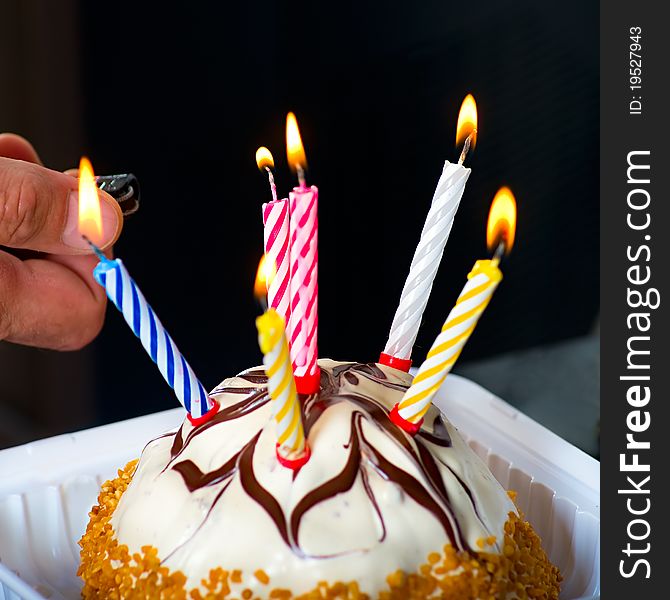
(110, 360), (516, 595)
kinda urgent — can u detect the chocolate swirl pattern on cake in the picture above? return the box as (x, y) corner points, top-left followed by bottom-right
(110, 359), (516, 596)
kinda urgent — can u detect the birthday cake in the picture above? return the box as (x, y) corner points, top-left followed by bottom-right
(78, 360), (561, 599)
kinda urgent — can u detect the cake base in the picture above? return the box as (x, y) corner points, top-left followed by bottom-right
(78, 461), (561, 600)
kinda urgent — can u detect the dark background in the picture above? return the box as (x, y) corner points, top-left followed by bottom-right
(0, 1), (599, 451)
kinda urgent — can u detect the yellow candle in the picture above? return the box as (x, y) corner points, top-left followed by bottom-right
(390, 186), (516, 434)
(256, 308), (308, 464)
(391, 260), (502, 430)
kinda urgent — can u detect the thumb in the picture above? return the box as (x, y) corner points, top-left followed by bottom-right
(0, 157), (122, 254)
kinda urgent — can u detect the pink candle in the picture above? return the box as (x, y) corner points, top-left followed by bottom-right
(257, 148), (291, 323)
(286, 112), (320, 394)
(262, 199), (291, 321)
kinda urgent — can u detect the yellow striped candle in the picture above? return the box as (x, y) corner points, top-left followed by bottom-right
(390, 260), (501, 432)
(256, 308), (309, 469)
(390, 187), (517, 434)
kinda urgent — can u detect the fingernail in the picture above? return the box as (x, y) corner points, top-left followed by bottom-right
(63, 190), (122, 251)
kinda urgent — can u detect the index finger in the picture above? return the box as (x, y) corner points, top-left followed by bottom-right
(0, 133), (43, 165)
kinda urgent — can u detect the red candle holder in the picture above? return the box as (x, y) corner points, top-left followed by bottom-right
(379, 352), (413, 373)
(389, 403), (423, 435)
(276, 442), (311, 471)
(295, 368), (321, 395)
(187, 398), (220, 427)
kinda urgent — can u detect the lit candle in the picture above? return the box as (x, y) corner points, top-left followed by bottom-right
(256, 146), (278, 202)
(258, 147), (291, 322)
(256, 308), (310, 470)
(380, 95), (478, 372)
(286, 112), (320, 394)
(254, 254), (275, 309)
(78, 157), (218, 425)
(390, 187), (517, 434)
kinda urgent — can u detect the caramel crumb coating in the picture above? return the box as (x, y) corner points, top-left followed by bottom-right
(79, 461), (561, 599)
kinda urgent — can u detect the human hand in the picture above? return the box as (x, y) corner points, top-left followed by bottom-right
(0, 133), (123, 350)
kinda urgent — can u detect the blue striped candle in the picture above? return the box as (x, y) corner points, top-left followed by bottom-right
(93, 255), (216, 422)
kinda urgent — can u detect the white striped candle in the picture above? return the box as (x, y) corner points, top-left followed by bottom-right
(93, 257), (216, 422)
(381, 95), (478, 371)
(381, 161), (470, 367)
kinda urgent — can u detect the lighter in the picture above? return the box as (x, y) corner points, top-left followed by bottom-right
(95, 174), (140, 216)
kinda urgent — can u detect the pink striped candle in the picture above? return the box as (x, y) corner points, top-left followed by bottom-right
(286, 112), (320, 394)
(262, 199), (291, 321)
(288, 183), (319, 392)
(257, 147), (291, 322)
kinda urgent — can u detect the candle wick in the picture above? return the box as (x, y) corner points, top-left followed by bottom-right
(265, 166), (278, 202)
(82, 234), (109, 262)
(458, 130), (476, 166)
(491, 241), (506, 267)
(296, 164), (306, 188)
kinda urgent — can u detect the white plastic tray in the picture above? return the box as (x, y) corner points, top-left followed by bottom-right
(0, 375), (600, 600)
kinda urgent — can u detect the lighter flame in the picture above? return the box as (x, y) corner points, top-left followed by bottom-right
(77, 157), (103, 245)
(256, 147), (275, 171)
(456, 94), (478, 150)
(254, 254), (277, 299)
(286, 112), (307, 173)
(487, 187), (517, 254)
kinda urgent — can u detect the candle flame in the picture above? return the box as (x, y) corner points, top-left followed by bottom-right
(487, 187), (517, 254)
(286, 112), (307, 173)
(455, 94), (478, 151)
(256, 147), (275, 171)
(254, 254), (277, 299)
(77, 156), (104, 246)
